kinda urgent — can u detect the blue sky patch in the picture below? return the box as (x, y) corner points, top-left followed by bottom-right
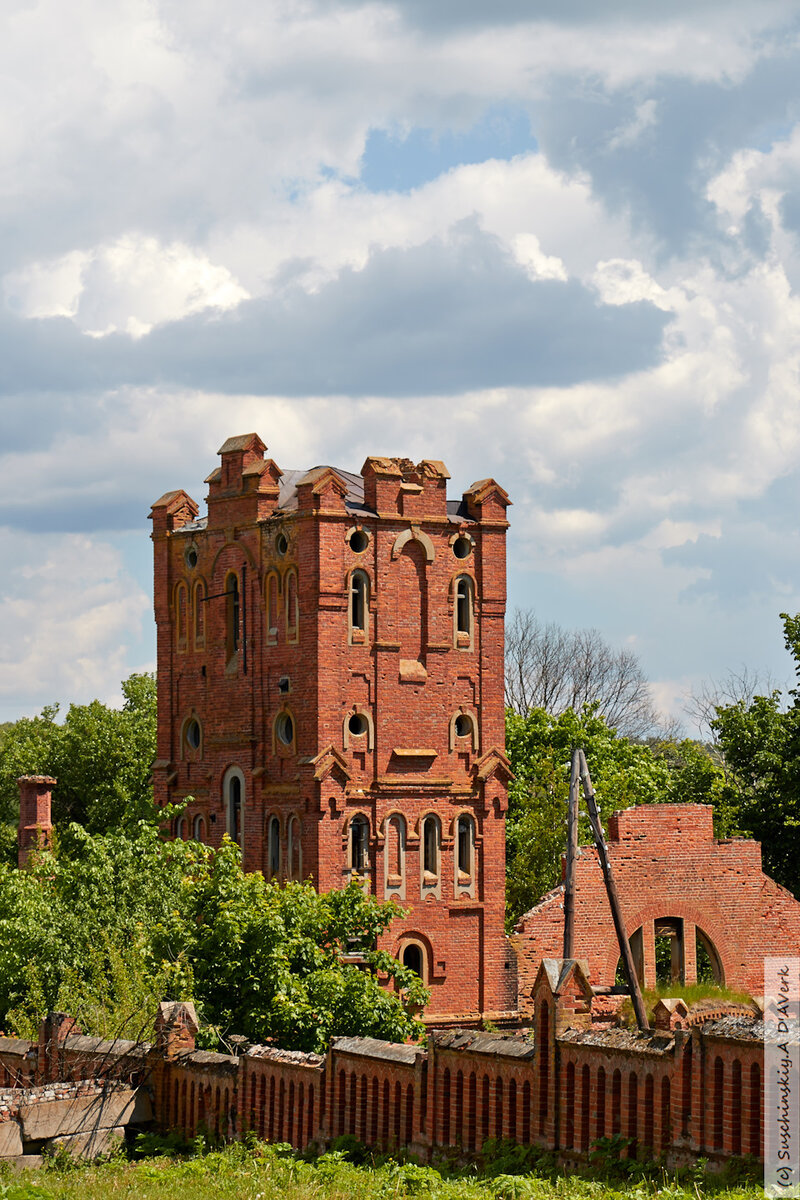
(359, 105), (537, 193)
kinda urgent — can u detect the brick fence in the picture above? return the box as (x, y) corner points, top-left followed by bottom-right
(0, 966), (774, 1167)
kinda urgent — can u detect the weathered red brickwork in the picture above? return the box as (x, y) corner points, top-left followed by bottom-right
(2, 983), (768, 1168)
(150, 435), (515, 1020)
(16, 776), (55, 868)
(512, 804), (800, 1010)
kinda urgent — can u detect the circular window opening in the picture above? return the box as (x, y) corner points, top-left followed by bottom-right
(454, 714), (472, 738)
(452, 536), (472, 560)
(348, 713), (368, 737)
(276, 712), (295, 746)
(276, 533), (288, 557)
(185, 546), (198, 568)
(349, 529), (369, 554)
(186, 719), (201, 750)
(402, 944), (424, 977)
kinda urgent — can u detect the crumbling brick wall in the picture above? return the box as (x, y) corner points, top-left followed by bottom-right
(512, 804), (800, 1008)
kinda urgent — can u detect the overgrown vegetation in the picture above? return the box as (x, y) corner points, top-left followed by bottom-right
(504, 705), (724, 924)
(0, 673), (158, 836)
(0, 1137), (765, 1200)
(0, 827), (427, 1051)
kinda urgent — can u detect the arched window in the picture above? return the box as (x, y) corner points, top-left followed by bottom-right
(175, 582), (188, 650)
(402, 943), (424, 978)
(192, 814), (205, 842)
(454, 575), (474, 647)
(422, 815), (440, 883)
(285, 568), (299, 643)
(225, 572), (240, 661)
(224, 768), (244, 846)
(350, 815), (370, 874)
(175, 816), (188, 841)
(265, 572), (280, 645)
(349, 570), (369, 641)
(268, 816), (281, 878)
(457, 815), (474, 881)
(450, 709), (478, 752)
(288, 815), (302, 881)
(193, 580), (206, 649)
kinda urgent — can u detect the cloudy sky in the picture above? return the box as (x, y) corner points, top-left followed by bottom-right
(2, 0), (800, 729)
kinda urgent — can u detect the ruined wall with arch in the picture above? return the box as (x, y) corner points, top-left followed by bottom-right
(512, 804), (800, 1010)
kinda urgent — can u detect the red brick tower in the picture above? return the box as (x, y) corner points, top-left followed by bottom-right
(150, 435), (515, 1021)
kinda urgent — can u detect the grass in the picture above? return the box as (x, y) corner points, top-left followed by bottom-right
(619, 982), (754, 1028)
(0, 1138), (765, 1200)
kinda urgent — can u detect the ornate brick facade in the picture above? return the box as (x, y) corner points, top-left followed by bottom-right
(150, 434), (516, 1021)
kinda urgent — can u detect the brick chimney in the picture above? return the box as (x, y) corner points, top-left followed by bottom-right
(17, 775), (55, 868)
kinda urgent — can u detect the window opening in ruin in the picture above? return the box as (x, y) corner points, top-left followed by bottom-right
(348, 713), (368, 737)
(288, 815), (302, 880)
(457, 815), (473, 880)
(422, 816), (439, 878)
(193, 580), (206, 647)
(350, 571), (368, 632)
(192, 814), (205, 842)
(403, 943), (423, 977)
(276, 533), (288, 557)
(176, 816), (188, 840)
(454, 575), (474, 647)
(185, 718), (201, 751)
(185, 546), (198, 569)
(349, 529), (369, 554)
(696, 927), (723, 984)
(225, 573), (240, 659)
(176, 582), (188, 649)
(278, 676), (290, 694)
(350, 815), (369, 873)
(654, 917), (684, 986)
(386, 815), (405, 884)
(228, 774), (242, 846)
(268, 816), (280, 877)
(285, 569), (299, 642)
(454, 713), (472, 739)
(276, 712), (294, 747)
(266, 572), (279, 643)
(452, 536), (471, 560)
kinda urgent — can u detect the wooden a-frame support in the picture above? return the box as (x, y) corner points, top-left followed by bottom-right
(562, 747), (650, 1031)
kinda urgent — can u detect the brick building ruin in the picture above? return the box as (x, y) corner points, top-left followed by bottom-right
(513, 804), (800, 1008)
(149, 434), (515, 1023)
(10, 430), (800, 1166)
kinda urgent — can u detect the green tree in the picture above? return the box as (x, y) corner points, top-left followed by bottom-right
(505, 704), (724, 925)
(0, 673), (157, 834)
(0, 825), (427, 1051)
(710, 612), (800, 896)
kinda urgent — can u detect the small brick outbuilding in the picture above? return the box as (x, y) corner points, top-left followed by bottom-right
(511, 803), (800, 1012)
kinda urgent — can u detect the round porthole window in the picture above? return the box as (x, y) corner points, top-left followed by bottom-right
(186, 719), (201, 750)
(348, 713), (368, 737)
(452, 536), (472, 560)
(185, 546), (198, 568)
(276, 533), (288, 557)
(276, 712), (294, 745)
(454, 714), (472, 738)
(349, 529), (369, 554)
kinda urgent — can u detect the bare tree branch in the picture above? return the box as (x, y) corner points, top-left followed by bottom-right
(504, 608), (662, 739)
